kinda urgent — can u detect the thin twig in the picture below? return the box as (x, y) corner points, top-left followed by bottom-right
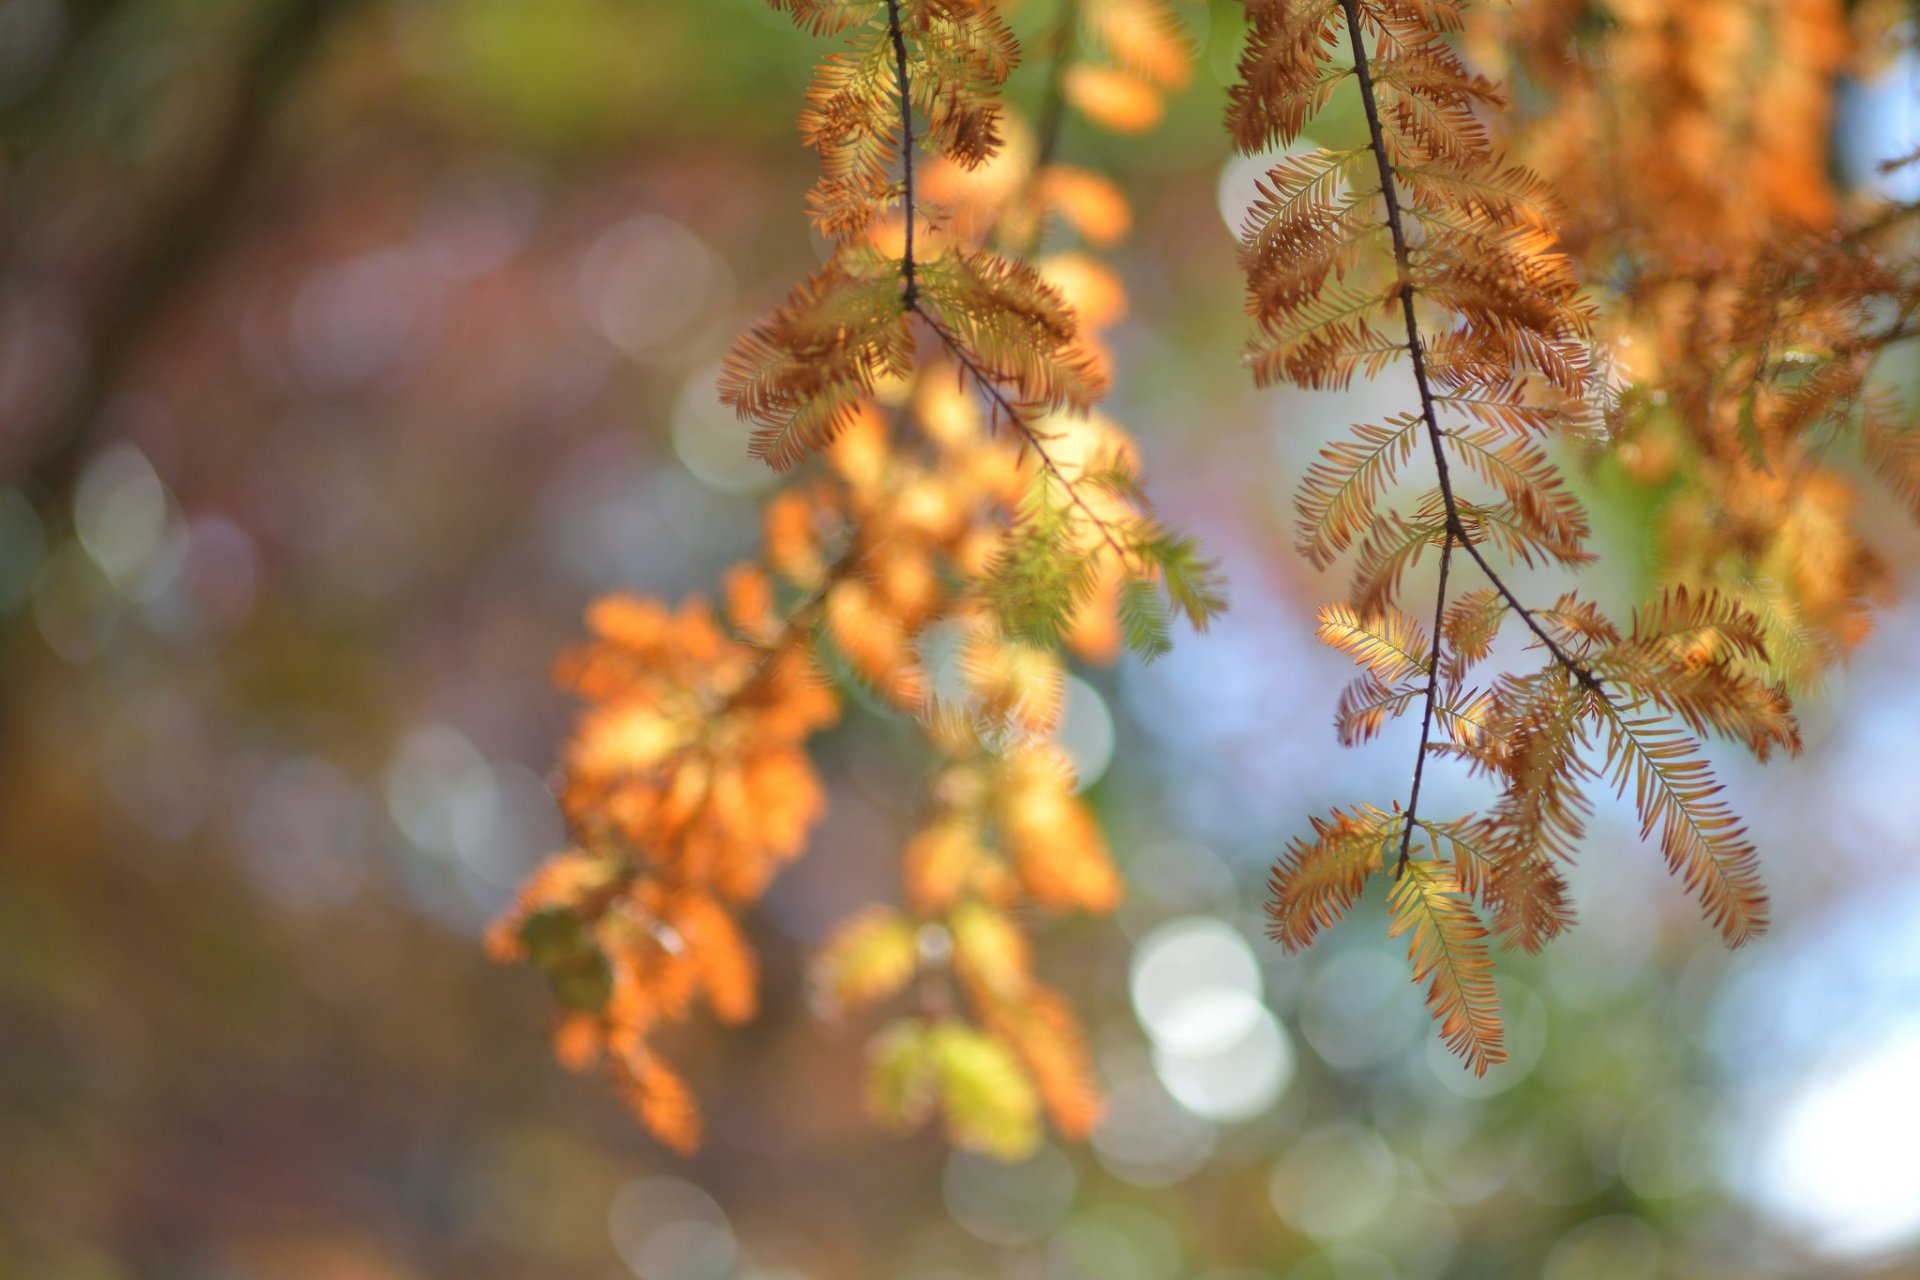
(730, 541), (866, 703)
(911, 303), (1135, 567)
(887, 0), (1132, 570)
(1398, 533), (1452, 876)
(884, 0), (918, 308)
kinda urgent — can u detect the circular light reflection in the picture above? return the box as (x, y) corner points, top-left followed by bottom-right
(75, 444), (168, 588)
(1054, 675), (1115, 793)
(179, 515), (259, 628)
(608, 1176), (736, 1280)
(1540, 1215), (1661, 1280)
(385, 724), (498, 859)
(942, 1144), (1076, 1246)
(238, 755), (372, 912)
(1617, 1088), (1716, 1201)
(1269, 1124), (1399, 1242)
(671, 365), (775, 495)
(1153, 1007), (1292, 1122)
(1131, 916), (1264, 1056)
(1117, 840), (1239, 943)
(290, 249), (437, 391)
(577, 214), (729, 358)
(1301, 947), (1426, 1070)
(1748, 1024), (1920, 1259)
(1049, 1205), (1183, 1280)
(1091, 1070), (1216, 1186)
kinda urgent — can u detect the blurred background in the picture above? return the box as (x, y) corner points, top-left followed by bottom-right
(4, 1), (1920, 1277)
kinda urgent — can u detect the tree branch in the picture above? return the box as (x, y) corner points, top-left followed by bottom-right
(910, 302), (1135, 567)
(1031, 0), (1081, 176)
(19, 0), (363, 509)
(1398, 533), (1452, 875)
(880, 0), (1133, 572)
(884, 0), (919, 309)
(1337, 0), (1602, 868)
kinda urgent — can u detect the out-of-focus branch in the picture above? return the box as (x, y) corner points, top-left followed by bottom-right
(0, 0), (136, 133)
(17, 0), (364, 513)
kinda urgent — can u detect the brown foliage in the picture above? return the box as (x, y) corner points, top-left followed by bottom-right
(1227, 0), (1882, 1073)
(496, 0), (1920, 1135)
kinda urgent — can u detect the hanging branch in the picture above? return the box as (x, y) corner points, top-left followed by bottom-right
(884, 0), (920, 307)
(1331, 0), (1598, 873)
(1233, 0), (1800, 1074)
(498, 0), (1219, 1156)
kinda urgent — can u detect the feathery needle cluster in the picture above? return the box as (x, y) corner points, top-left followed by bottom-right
(1473, 0), (1920, 688)
(1235, 0), (1805, 1073)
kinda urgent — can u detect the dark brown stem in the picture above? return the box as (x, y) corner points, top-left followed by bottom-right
(731, 556), (854, 697)
(1337, 0), (1602, 864)
(884, 0), (919, 308)
(1397, 532), (1452, 876)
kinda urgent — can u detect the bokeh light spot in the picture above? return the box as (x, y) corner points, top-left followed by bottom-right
(1091, 1069), (1216, 1186)
(75, 444), (169, 588)
(1054, 675), (1115, 793)
(1153, 1006), (1293, 1123)
(1748, 1024), (1920, 1258)
(578, 214), (730, 358)
(942, 1144), (1077, 1246)
(1131, 916), (1264, 1056)
(1269, 1125), (1400, 1242)
(1540, 1215), (1661, 1280)
(672, 364), (775, 495)
(608, 1176), (736, 1280)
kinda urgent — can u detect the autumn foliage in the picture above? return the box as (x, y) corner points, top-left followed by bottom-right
(1239, 0), (1915, 1074)
(492, 0), (1219, 1155)
(495, 0), (1920, 1146)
